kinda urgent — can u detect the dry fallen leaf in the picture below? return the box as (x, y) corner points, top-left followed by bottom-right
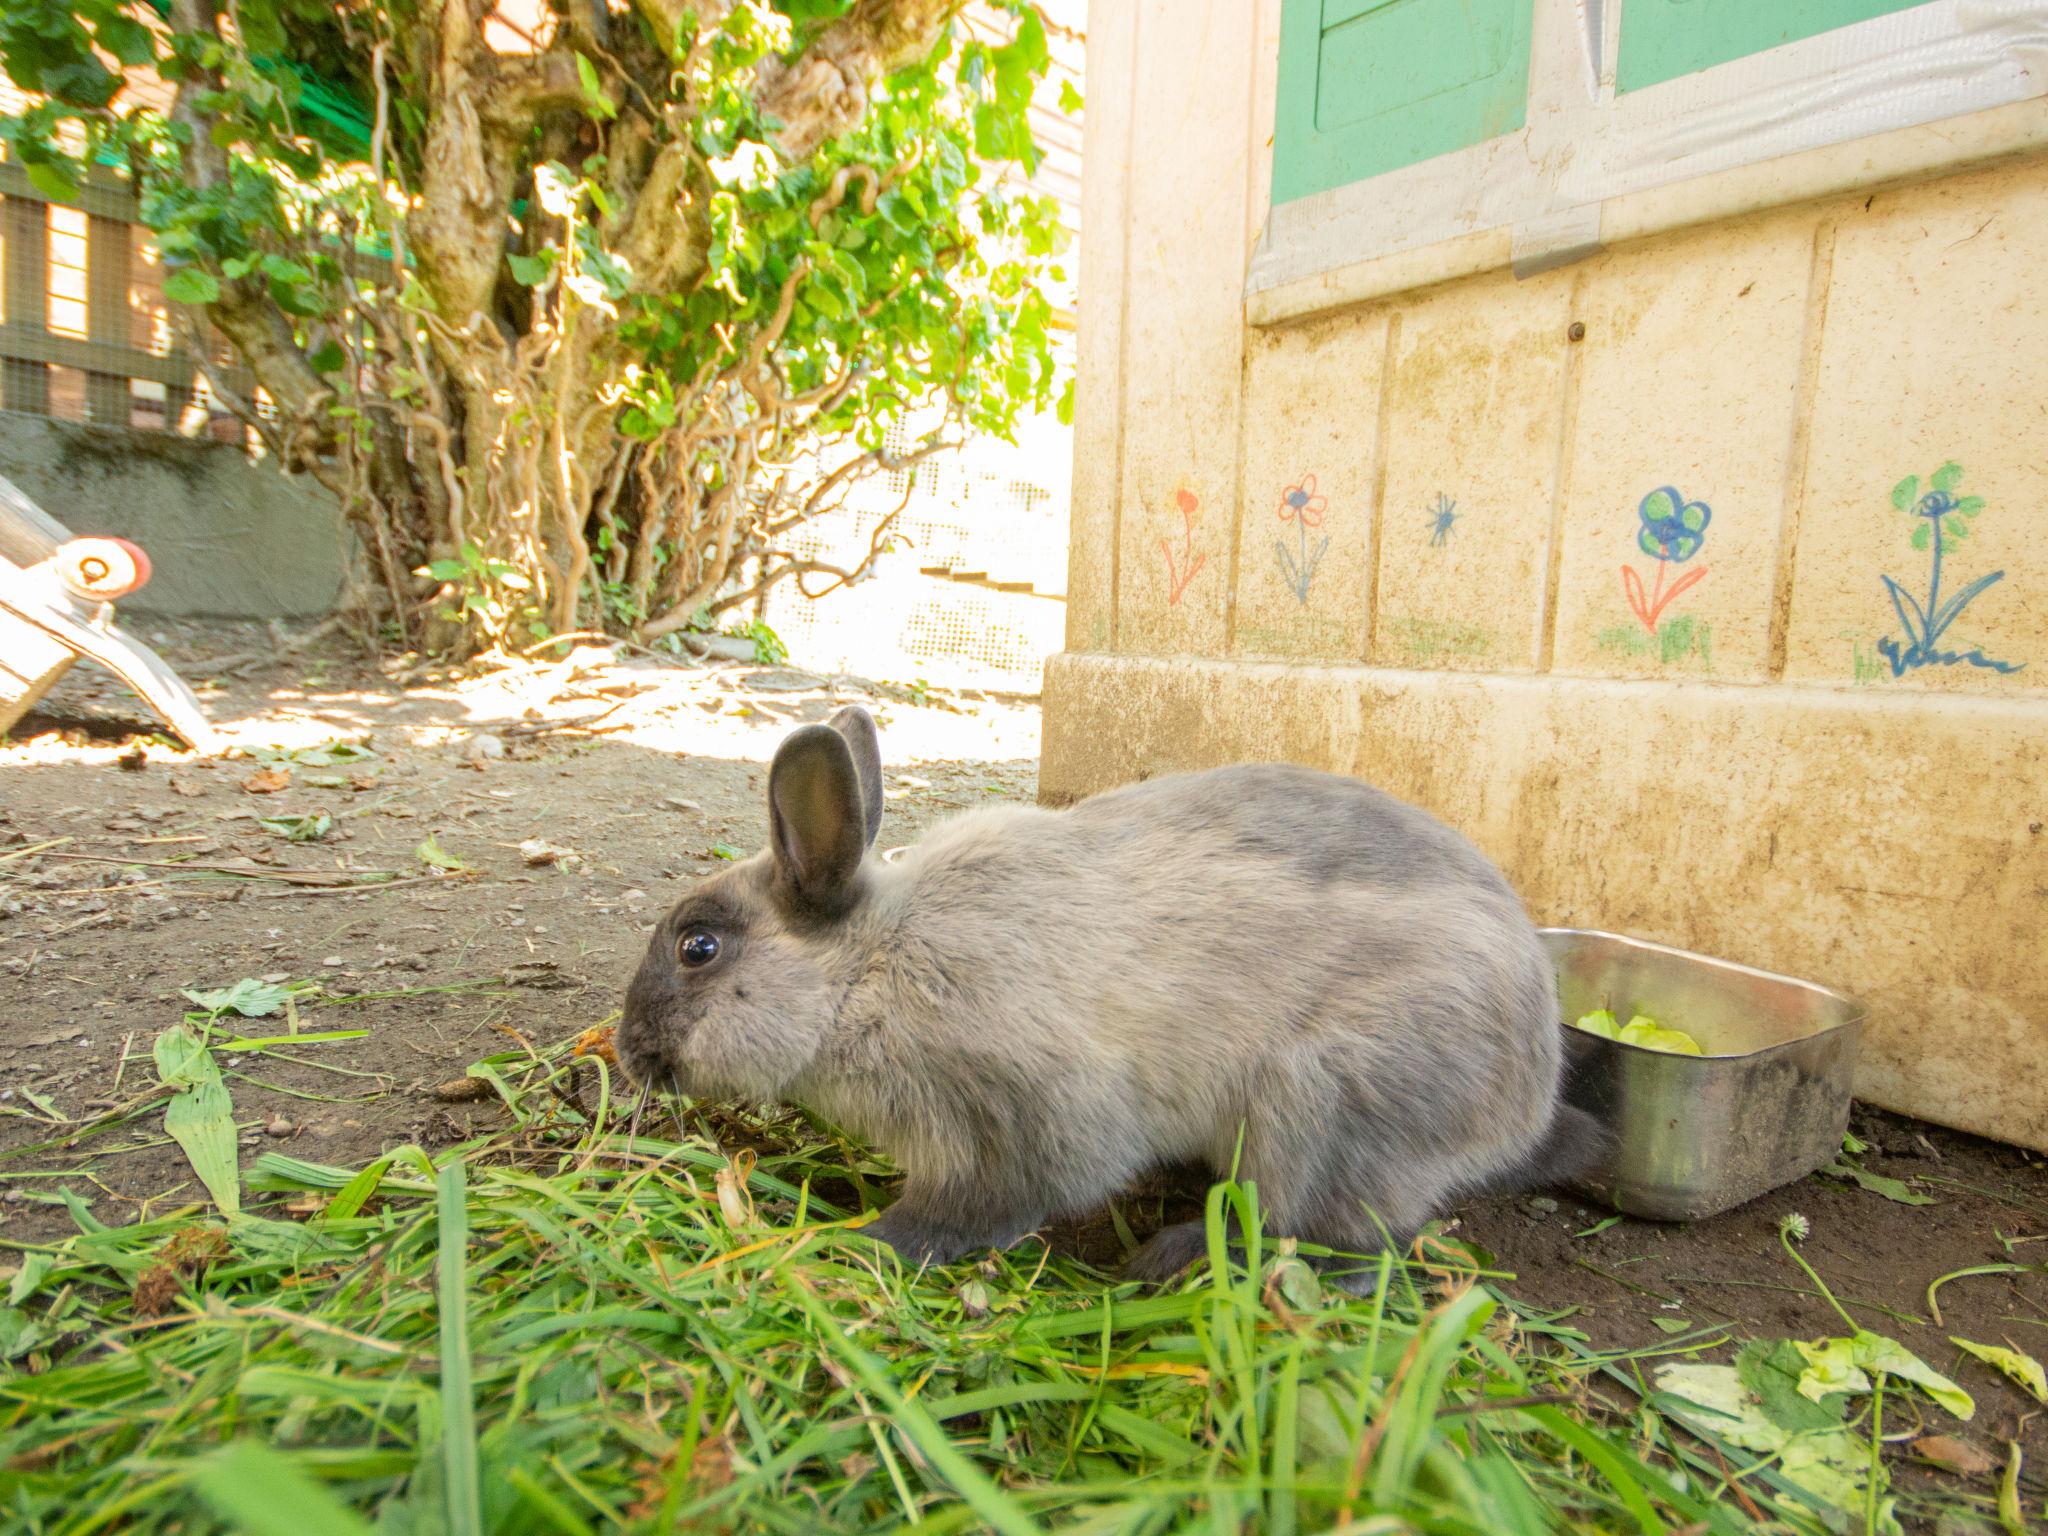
(433, 1076), (491, 1103)
(715, 1148), (757, 1228)
(572, 1024), (617, 1065)
(1911, 1434), (1997, 1476)
(168, 777), (205, 797)
(520, 837), (579, 867)
(131, 1226), (229, 1319)
(241, 767), (291, 795)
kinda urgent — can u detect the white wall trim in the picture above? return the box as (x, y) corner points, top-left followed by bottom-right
(1248, 0), (2048, 320)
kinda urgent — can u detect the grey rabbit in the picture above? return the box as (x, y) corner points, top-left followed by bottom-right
(619, 704), (1601, 1283)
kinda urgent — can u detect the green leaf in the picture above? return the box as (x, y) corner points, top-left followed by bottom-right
(1859, 1331), (1974, 1418)
(1792, 1336), (1870, 1401)
(507, 251), (554, 286)
(436, 1159), (484, 1536)
(40, 57), (119, 110)
(574, 53), (617, 121)
(1822, 1156), (1935, 1206)
(1911, 522), (1931, 552)
(1657, 1361), (1891, 1530)
(192, 1439), (376, 1536)
(260, 254), (311, 285)
(96, 14), (156, 66)
(235, 0), (288, 59)
(163, 268), (221, 305)
(1573, 1215), (1622, 1239)
(1891, 475), (1920, 512)
(1617, 1016), (1703, 1055)
(1800, 1331), (1976, 1420)
(1950, 1337), (2048, 1404)
(415, 834), (470, 872)
(323, 1155), (394, 1223)
(24, 159), (81, 202)
(1058, 78), (1083, 114)
(307, 340), (346, 374)
(1931, 461), (1964, 493)
(709, 841), (745, 861)
(1738, 1339), (1851, 1432)
(6, 1253), (52, 1307)
(1956, 496), (1985, 516)
(256, 812), (332, 843)
(154, 1024), (241, 1218)
(287, 741), (376, 766)
(181, 978), (293, 1018)
(1571, 1009), (1620, 1040)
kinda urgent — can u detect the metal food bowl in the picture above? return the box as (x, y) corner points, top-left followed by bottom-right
(1541, 928), (1864, 1221)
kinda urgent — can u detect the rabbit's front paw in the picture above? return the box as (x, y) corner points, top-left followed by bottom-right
(1123, 1220), (1211, 1286)
(861, 1207), (975, 1267)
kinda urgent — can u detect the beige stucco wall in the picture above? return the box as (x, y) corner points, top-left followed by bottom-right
(1045, 0), (2048, 1150)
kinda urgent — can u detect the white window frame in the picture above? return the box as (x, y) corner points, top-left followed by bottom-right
(1249, 0), (2048, 325)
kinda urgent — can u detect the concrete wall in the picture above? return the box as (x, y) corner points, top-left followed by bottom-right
(1045, 0), (2048, 1150)
(0, 413), (348, 619)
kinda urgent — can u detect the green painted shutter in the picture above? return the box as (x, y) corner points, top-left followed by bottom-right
(1271, 0), (1534, 207)
(1616, 0), (1938, 94)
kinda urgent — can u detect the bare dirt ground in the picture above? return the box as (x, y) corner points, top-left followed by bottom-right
(5, 619), (2046, 1517)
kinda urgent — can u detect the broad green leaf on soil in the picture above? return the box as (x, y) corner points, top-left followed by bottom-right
(1738, 1338), (1853, 1432)
(154, 1025), (241, 1218)
(1656, 1362), (1896, 1533)
(7, 1254), (52, 1305)
(1792, 1336), (1871, 1401)
(1822, 1155), (1935, 1206)
(181, 978), (293, 1018)
(250, 741), (375, 767)
(415, 834), (470, 871)
(257, 812), (332, 843)
(1853, 1332), (1975, 1419)
(1797, 1332), (1975, 1420)
(1951, 1337), (2048, 1405)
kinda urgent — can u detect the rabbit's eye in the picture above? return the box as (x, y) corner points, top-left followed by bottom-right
(678, 929), (721, 967)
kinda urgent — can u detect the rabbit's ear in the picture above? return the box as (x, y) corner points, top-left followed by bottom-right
(768, 723), (870, 911)
(824, 705), (883, 848)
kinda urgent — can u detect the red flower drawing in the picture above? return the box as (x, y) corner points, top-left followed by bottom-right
(1277, 475), (1328, 528)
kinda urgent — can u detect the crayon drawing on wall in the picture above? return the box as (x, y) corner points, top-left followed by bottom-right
(1599, 485), (1714, 667)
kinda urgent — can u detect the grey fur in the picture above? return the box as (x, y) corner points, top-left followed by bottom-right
(619, 705), (1588, 1281)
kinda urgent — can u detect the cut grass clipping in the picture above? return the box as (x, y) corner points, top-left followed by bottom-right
(0, 1027), (1987, 1534)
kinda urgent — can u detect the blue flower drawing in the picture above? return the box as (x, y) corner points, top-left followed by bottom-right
(1621, 486), (1711, 635)
(1877, 462), (2023, 677)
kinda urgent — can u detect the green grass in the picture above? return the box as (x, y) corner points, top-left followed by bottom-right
(0, 1033), (1846, 1534)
